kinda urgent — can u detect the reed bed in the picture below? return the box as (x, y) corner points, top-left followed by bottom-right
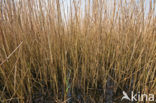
(0, 0), (155, 102)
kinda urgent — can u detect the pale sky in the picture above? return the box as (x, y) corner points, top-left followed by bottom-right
(1, 0), (156, 20)
(61, 0), (156, 17)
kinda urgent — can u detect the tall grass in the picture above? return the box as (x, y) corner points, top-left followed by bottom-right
(0, 0), (155, 102)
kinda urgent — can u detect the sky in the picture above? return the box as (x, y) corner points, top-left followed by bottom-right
(1, 0), (156, 20)
(61, 0), (156, 18)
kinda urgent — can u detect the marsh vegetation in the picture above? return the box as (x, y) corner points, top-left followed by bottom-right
(0, 0), (155, 102)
